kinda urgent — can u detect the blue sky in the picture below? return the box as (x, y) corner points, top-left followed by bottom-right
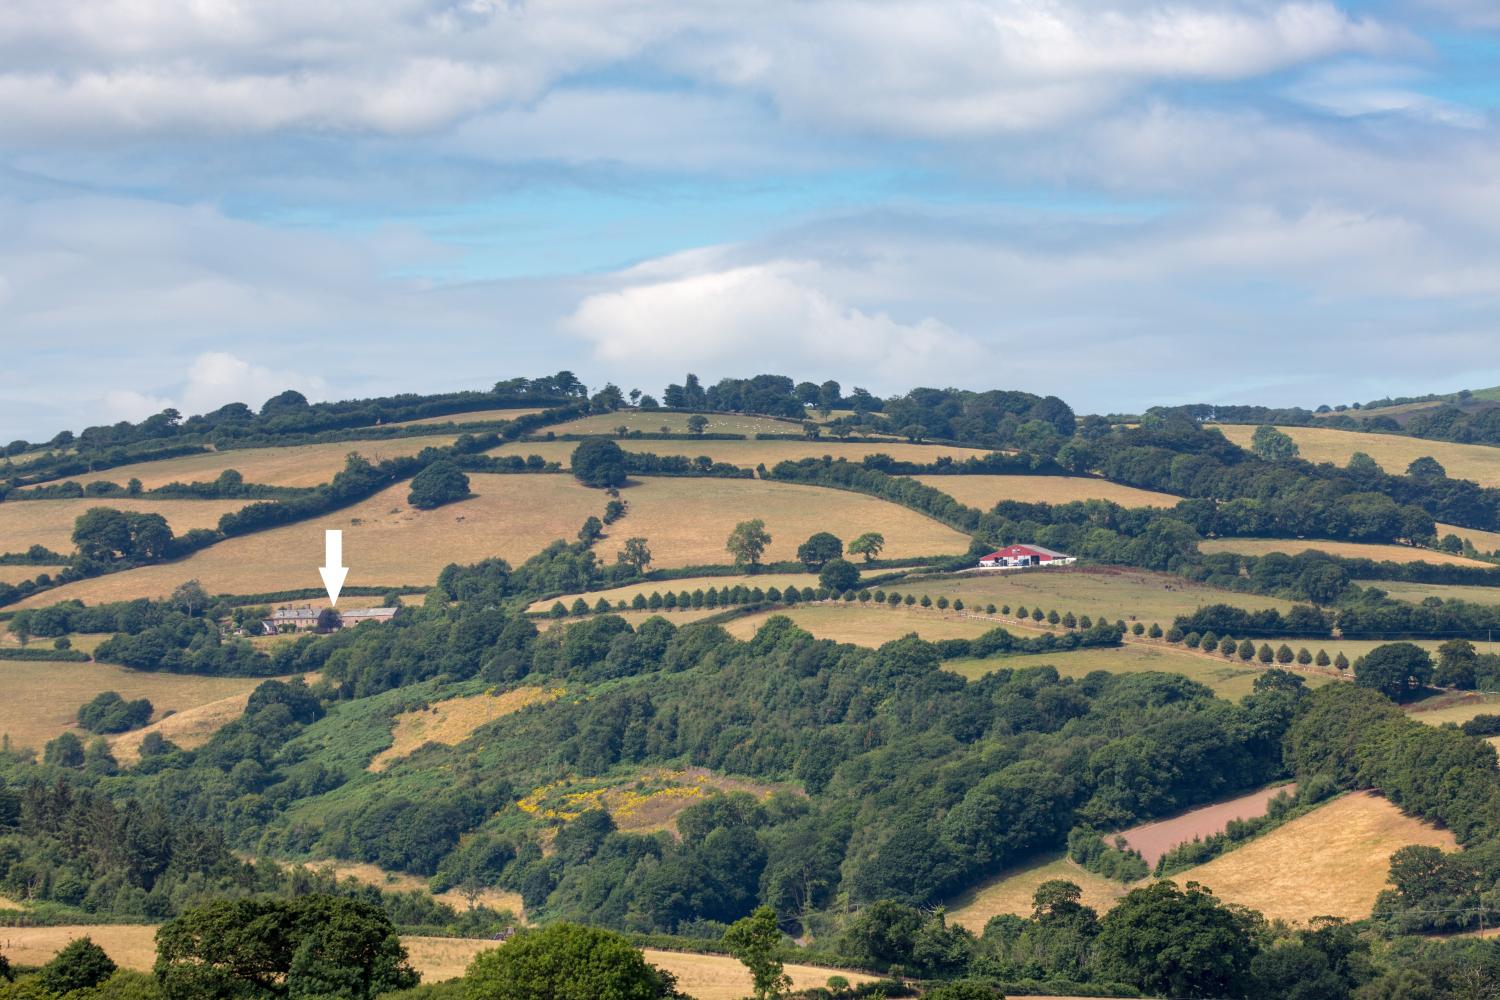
(2, 0), (1500, 439)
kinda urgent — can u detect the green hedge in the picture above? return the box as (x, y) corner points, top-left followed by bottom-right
(0, 647), (91, 662)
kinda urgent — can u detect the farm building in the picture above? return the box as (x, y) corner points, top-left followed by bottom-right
(977, 544), (1076, 569)
(263, 606), (398, 633)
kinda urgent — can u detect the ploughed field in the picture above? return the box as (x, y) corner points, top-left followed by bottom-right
(21, 434), (462, 491)
(1211, 424), (1500, 488)
(1199, 537), (1493, 567)
(0, 498), (249, 557)
(912, 474), (1183, 509)
(490, 436), (996, 469)
(1117, 784), (1297, 865)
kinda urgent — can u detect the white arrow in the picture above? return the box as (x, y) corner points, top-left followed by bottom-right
(319, 529), (348, 606)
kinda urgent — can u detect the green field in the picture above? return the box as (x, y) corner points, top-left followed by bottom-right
(1357, 580), (1500, 605)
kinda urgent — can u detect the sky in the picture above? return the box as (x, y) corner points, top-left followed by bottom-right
(3, 0), (1500, 440)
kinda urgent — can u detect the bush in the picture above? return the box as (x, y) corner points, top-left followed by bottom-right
(77, 691), (153, 734)
(572, 439), (628, 488)
(461, 923), (682, 999)
(37, 938), (117, 994)
(407, 459), (473, 510)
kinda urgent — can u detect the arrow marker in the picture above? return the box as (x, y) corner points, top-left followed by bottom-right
(319, 529), (349, 606)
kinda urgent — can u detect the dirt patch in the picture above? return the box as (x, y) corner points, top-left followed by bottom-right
(370, 686), (563, 772)
(1117, 784), (1296, 865)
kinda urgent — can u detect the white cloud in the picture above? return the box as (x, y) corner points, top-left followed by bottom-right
(178, 351), (329, 415)
(566, 258), (983, 385)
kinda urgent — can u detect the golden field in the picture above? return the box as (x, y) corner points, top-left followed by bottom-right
(370, 686), (563, 771)
(0, 498), (249, 556)
(544, 411), (807, 436)
(913, 474), (1182, 509)
(950, 791), (1452, 928)
(108, 691), (254, 764)
(722, 604), (1049, 646)
(27, 435), (461, 491)
(528, 573), (823, 613)
(1437, 522), (1500, 556)
(0, 660), (268, 752)
(490, 437), (995, 469)
(1361, 580), (1500, 605)
(388, 407), (547, 427)
(537, 608), (725, 632)
(1199, 537), (1492, 567)
(0, 564), (63, 584)
(1212, 424), (1500, 487)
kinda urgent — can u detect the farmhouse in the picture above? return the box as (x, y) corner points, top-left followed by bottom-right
(978, 544), (1076, 569)
(262, 606), (398, 634)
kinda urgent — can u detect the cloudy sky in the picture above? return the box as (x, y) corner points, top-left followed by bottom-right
(3, 0), (1499, 439)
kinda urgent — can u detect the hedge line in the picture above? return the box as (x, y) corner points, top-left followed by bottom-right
(0, 647), (91, 662)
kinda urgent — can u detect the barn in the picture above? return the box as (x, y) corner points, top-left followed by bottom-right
(977, 544), (1076, 569)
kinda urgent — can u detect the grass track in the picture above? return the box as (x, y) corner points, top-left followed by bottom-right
(913, 474), (1182, 509)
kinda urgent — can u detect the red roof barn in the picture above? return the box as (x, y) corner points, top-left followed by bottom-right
(978, 544), (1075, 569)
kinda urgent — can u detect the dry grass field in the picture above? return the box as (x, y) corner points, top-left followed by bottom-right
(536, 608), (725, 632)
(903, 567), (1297, 628)
(0, 660), (268, 752)
(942, 644), (1301, 700)
(280, 860), (525, 917)
(913, 474), (1182, 509)
(1358, 580), (1500, 605)
(544, 411), (806, 436)
(1406, 691), (1500, 727)
(948, 854), (1129, 930)
(1199, 537), (1492, 567)
(0, 926), (881, 999)
(388, 407), (547, 427)
(0, 564), (62, 583)
(28, 435), (461, 491)
(105, 678), (310, 764)
(491, 437), (995, 469)
(1169, 791), (1456, 922)
(0, 498), (248, 556)
(1212, 424), (1500, 487)
(369, 686), (564, 771)
(593, 477), (971, 569)
(722, 604), (1040, 646)
(527, 573), (823, 613)
(1437, 522), (1500, 556)
(517, 767), (794, 835)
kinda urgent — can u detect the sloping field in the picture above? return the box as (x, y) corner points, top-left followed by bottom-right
(0, 498), (248, 556)
(284, 860), (524, 917)
(491, 437), (995, 470)
(527, 573), (822, 613)
(0, 564), (62, 583)
(1118, 784), (1295, 865)
(518, 767), (794, 835)
(904, 567), (1296, 629)
(1359, 580), (1500, 605)
(388, 407), (547, 427)
(537, 608), (725, 632)
(545, 411), (806, 436)
(29, 435), (461, 491)
(13, 474), (605, 607)
(722, 604), (1041, 646)
(0, 926), (881, 999)
(0, 660), (266, 752)
(1212, 424), (1500, 487)
(1169, 791), (1456, 922)
(913, 475), (1182, 510)
(370, 686), (564, 771)
(943, 644), (1301, 701)
(595, 477), (972, 569)
(1437, 522), (1500, 557)
(1406, 691), (1500, 727)
(1200, 537), (1491, 567)
(948, 854), (1129, 930)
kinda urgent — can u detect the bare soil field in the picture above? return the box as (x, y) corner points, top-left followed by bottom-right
(913, 474), (1182, 509)
(1212, 424), (1500, 488)
(491, 437), (996, 470)
(370, 686), (564, 771)
(26, 435), (461, 491)
(388, 407), (547, 427)
(0, 498), (249, 556)
(527, 572), (823, 613)
(1117, 784), (1296, 865)
(0, 660), (269, 753)
(1199, 537), (1492, 567)
(1169, 790), (1456, 922)
(903, 566), (1296, 629)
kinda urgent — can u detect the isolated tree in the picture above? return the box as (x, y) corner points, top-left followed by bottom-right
(408, 459), (473, 510)
(847, 532), (885, 563)
(1354, 642), (1434, 702)
(1407, 456), (1447, 481)
(724, 906), (791, 1000)
(463, 923), (683, 1000)
(572, 438), (628, 488)
(727, 519), (772, 568)
(686, 415), (709, 436)
(171, 579), (210, 616)
(618, 537), (653, 574)
(1250, 425), (1299, 461)
(797, 532), (844, 569)
(819, 558), (860, 594)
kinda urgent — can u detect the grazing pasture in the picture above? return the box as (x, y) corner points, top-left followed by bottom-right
(490, 437), (996, 470)
(544, 411), (806, 436)
(28, 434), (461, 491)
(1117, 784), (1296, 865)
(913, 474), (1182, 509)
(948, 854), (1129, 930)
(369, 686), (564, 771)
(722, 604), (1044, 646)
(0, 498), (248, 556)
(1199, 537), (1492, 567)
(903, 567), (1297, 629)
(1168, 791), (1456, 922)
(1405, 690), (1500, 727)
(1358, 580), (1500, 605)
(1437, 522), (1500, 556)
(0, 660), (267, 752)
(594, 477), (972, 569)
(387, 407), (547, 427)
(1211, 424), (1500, 487)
